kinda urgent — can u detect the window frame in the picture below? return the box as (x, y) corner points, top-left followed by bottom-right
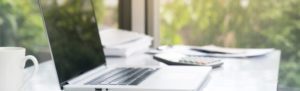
(118, 0), (160, 47)
(118, 0), (132, 30)
(145, 0), (160, 47)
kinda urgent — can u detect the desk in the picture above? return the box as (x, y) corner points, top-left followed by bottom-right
(24, 51), (281, 91)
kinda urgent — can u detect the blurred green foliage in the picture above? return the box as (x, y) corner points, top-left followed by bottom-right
(160, 0), (300, 88)
(0, 0), (104, 61)
(0, 0), (47, 54)
(93, 0), (105, 24)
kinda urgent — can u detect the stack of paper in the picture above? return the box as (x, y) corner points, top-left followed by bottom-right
(100, 29), (152, 57)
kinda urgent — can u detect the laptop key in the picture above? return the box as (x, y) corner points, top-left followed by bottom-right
(109, 68), (148, 85)
(128, 68), (159, 85)
(86, 68), (159, 85)
(86, 68), (130, 85)
(117, 68), (152, 85)
(100, 68), (139, 85)
(129, 71), (152, 85)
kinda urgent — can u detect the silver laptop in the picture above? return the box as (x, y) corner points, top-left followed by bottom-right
(38, 0), (211, 91)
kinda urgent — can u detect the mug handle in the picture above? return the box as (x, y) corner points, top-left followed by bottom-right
(20, 55), (39, 89)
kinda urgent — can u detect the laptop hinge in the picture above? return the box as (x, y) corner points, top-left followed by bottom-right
(60, 81), (69, 90)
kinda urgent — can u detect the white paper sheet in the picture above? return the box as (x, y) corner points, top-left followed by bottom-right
(160, 45), (275, 58)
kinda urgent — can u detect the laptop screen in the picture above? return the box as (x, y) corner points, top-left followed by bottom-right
(38, 0), (106, 85)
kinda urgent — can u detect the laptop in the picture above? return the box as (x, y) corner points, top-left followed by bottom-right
(38, 0), (211, 91)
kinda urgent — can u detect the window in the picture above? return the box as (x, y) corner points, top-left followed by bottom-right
(0, 0), (120, 64)
(0, 0), (51, 63)
(160, 0), (300, 90)
(93, 0), (119, 29)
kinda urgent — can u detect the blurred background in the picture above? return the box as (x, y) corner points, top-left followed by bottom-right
(159, 0), (300, 90)
(0, 0), (299, 90)
(0, 0), (118, 62)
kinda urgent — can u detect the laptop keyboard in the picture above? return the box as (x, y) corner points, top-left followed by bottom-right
(86, 68), (159, 85)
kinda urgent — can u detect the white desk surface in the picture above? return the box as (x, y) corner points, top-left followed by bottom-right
(24, 51), (281, 91)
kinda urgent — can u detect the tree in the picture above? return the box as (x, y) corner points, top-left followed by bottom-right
(160, 0), (300, 88)
(0, 0), (105, 62)
(0, 0), (47, 55)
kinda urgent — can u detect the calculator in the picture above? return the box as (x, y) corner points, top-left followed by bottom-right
(154, 53), (223, 68)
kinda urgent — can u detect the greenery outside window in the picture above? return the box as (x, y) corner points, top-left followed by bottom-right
(0, 0), (119, 64)
(160, 0), (300, 90)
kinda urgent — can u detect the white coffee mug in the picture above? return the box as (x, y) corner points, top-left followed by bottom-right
(0, 47), (39, 91)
